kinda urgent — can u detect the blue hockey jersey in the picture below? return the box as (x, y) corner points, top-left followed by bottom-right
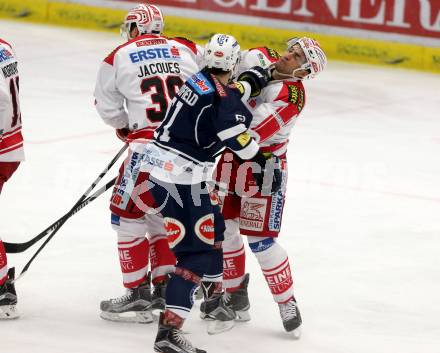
(141, 69), (260, 184)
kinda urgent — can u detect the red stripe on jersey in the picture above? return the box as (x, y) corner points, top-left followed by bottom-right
(253, 104), (298, 143)
(0, 38), (12, 48)
(2, 127), (21, 138)
(0, 130), (23, 152)
(169, 37), (197, 55)
(0, 143), (23, 155)
(127, 128), (155, 142)
(260, 142), (288, 154)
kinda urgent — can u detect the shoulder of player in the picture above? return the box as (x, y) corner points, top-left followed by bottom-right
(0, 38), (13, 50)
(271, 80), (306, 112)
(165, 36), (198, 55)
(247, 46), (280, 63)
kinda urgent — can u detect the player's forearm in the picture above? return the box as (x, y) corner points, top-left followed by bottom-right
(96, 105), (129, 129)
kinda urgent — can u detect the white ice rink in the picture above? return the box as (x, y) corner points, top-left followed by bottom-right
(1, 20), (439, 353)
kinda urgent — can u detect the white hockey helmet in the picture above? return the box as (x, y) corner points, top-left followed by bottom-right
(286, 37), (327, 79)
(203, 34), (241, 72)
(121, 3), (164, 39)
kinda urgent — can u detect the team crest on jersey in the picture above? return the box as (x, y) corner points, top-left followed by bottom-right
(188, 73), (214, 95)
(240, 199), (267, 232)
(0, 48), (13, 63)
(165, 217), (186, 248)
(195, 214), (215, 245)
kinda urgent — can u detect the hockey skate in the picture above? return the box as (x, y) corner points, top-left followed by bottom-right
(201, 273), (251, 322)
(223, 273), (251, 322)
(278, 297), (302, 338)
(200, 294), (236, 335)
(154, 311), (206, 353)
(0, 268), (19, 320)
(151, 275), (169, 320)
(100, 277), (152, 323)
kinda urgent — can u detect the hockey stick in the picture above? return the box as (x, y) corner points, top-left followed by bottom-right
(3, 144), (127, 254)
(12, 145), (128, 282)
(4, 176), (117, 254)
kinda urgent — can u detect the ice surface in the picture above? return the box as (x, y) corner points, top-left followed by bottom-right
(1, 20), (439, 353)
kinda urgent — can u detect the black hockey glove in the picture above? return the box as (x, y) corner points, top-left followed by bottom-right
(250, 151), (282, 195)
(237, 66), (272, 98)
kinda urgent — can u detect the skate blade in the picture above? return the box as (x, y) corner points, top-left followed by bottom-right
(151, 308), (163, 322)
(287, 326), (302, 339)
(0, 305), (20, 320)
(100, 310), (153, 324)
(200, 312), (214, 321)
(207, 319), (235, 335)
(235, 310), (251, 322)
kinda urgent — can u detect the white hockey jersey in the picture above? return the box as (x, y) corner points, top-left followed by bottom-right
(0, 38), (24, 162)
(237, 47), (306, 157)
(94, 35), (202, 142)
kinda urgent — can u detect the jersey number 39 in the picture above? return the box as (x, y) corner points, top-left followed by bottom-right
(141, 75), (184, 123)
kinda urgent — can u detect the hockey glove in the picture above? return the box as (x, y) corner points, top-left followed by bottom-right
(237, 66), (272, 98)
(250, 151), (282, 195)
(116, 127), (130, 143)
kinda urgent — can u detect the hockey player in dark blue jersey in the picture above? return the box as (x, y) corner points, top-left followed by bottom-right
(135, 33), (277, 353)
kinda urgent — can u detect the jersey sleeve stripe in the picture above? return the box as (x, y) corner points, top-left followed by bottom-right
(217, 124), (247, 141)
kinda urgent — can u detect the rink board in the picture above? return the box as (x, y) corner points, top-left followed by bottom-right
(0, 0), (439, 74)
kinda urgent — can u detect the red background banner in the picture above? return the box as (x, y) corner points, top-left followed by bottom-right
(116, 0), (440, 40)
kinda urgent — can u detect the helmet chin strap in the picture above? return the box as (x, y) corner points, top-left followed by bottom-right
(271, 68), (302, 81)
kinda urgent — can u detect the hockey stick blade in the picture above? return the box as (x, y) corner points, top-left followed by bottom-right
(3, 144), (127, 253)
(12, 177), (116, 283)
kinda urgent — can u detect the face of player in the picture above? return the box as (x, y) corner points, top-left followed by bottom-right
(275, 44), (309, 79)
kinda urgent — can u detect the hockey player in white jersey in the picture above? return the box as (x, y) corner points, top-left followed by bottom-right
(206, 37), (327, 336)
(94, 3), (202, 323)
(0, 37), (24, 319)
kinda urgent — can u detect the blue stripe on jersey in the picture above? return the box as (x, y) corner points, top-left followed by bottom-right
(187, 72), (214, 95)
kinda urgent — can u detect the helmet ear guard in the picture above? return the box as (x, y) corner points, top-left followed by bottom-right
(203, 34), (241, 73)
(121, 3), (164, 40)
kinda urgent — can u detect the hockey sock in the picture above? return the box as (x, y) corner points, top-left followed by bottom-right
(118, 234), (149, 288)
(149, 234), (176, 285)
(0, 240), (8, 285)
(222, 219), (246, 292)
(248, 236), (294, 303)
(161, 309), (184, 329)
(166, 269), (200, 320)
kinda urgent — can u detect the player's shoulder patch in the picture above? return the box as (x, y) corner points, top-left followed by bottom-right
(285, 81), (306, 113)
(188, 72), (215, 95)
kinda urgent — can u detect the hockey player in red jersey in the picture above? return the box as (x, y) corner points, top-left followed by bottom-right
(206, 37), (327, 336)
(94, 3), (202, 323)
(0, 37), (24, 319)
